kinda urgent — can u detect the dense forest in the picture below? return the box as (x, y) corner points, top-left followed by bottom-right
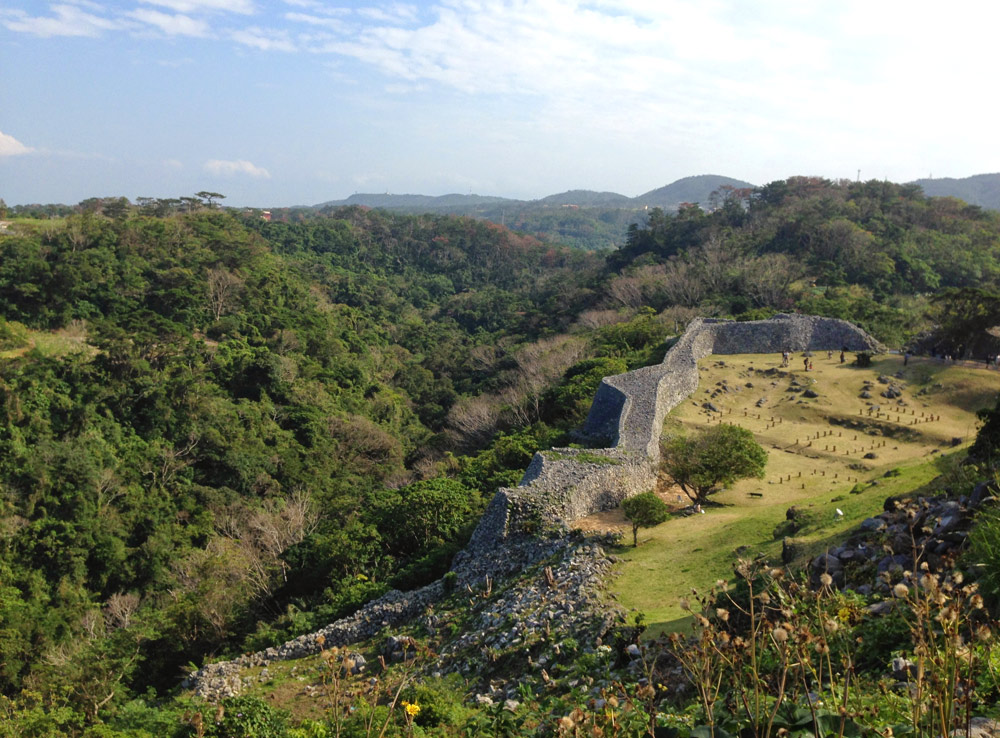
(2, 177), (1000, 733)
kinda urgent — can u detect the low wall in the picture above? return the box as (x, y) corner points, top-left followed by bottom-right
(464, 314), (883, 553)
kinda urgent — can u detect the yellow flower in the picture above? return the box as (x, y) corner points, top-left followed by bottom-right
(402, 701), (421, 717)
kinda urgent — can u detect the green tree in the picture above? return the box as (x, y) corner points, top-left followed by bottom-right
(621, 491), (669, 547)
(663, 424), (767, 503)
(195, 191), (225, 208)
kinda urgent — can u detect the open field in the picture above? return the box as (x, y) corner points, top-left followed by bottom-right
(573, 352), (1000, 635)
(0, 323), (93, 360)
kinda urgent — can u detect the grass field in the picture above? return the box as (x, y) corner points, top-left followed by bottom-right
(574, 352), (1000, 635)
(0, 323), (93, 360)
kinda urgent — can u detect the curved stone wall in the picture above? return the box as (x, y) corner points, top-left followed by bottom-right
(464, 314), (883, 553)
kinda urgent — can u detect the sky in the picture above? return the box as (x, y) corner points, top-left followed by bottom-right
(2, 0), (999, 207)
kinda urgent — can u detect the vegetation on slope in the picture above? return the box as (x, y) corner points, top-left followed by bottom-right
(2, 176), (1000, 734)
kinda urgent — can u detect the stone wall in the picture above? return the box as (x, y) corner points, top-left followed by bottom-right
(465, 314), (883, 553)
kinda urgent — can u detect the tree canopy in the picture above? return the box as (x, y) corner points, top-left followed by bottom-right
(621, 491), (670, 546)
(662, 424), (768, 503)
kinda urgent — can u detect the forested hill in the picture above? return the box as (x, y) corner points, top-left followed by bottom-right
(0, 207), (632, 722)
(607, 176), (1000, 350)
(312, 175), (756, 250)
(911, 172), (1000, 211)
(3, 177), (1000, 731)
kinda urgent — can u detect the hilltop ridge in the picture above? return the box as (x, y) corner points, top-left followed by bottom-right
(315, 174), (756, 212)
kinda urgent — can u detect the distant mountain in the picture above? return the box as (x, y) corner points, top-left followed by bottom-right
(911, 173), (1000, 211)
(315, 175), (758, 213)
(634, 174), (756, 209)
(536, 190), (633, 207)
(312, 175), (758, 250)
(318, 193), (515, 210)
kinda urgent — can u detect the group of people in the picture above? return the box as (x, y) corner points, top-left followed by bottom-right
(780, 349), (826, 370)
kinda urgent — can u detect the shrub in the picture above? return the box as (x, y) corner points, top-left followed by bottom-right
(0, 318), (29, 350)
(213, 695), (288, 738)
(964, 505), (1000, 609)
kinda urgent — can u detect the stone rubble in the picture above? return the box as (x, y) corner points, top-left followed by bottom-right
(807, 481), (996, 590)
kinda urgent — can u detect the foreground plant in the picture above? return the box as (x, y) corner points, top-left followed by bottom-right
(889, 568), (992, 738)
(662, 556), (997, 738)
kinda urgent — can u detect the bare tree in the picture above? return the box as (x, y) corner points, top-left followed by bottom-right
(206, 267), (244, 321)
(243, 491), (318, 585)
(104, 592), (141, 630)
(739, 253), (804, 308)
(446, 394), (502, 449)
(511, 335), (586, 421)
(662, 258), (707, 307)
(607, 274), (645, 309)
(576, 309), (623, 330)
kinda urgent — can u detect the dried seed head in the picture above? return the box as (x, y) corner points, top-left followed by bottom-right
(893, 583), (909, 598)
(679, 598), (690, 611)
(820, 573), (833, 587)
(773, 627), (789, 643)
(716, 608), (730, 622)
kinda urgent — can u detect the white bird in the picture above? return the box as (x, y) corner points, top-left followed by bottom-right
(835, 508), (844, 517)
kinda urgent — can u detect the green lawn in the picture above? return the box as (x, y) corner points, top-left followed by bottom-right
(585, 353), (1000, 635)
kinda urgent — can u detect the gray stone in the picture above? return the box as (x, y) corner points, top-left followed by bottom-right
(859, 517), (887, 532)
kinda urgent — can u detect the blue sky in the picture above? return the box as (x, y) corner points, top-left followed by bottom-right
(2, 0), (998, 207)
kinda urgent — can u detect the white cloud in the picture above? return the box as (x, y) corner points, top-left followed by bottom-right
(284, 11), (348, 31)
(356, 4), (419, 25)
(0, 131), (33, 157)
(230, 26), (297, 51)
(138, 0), (255, 14)
(163, 158), (184, 169)
(129, 8), (211, 36)
(2, 3), (122, 37)
(204, 159), (271, 178)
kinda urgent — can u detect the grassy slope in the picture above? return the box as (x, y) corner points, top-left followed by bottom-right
(0, 325), (92, 359)
(597, 353), (1000, 635)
